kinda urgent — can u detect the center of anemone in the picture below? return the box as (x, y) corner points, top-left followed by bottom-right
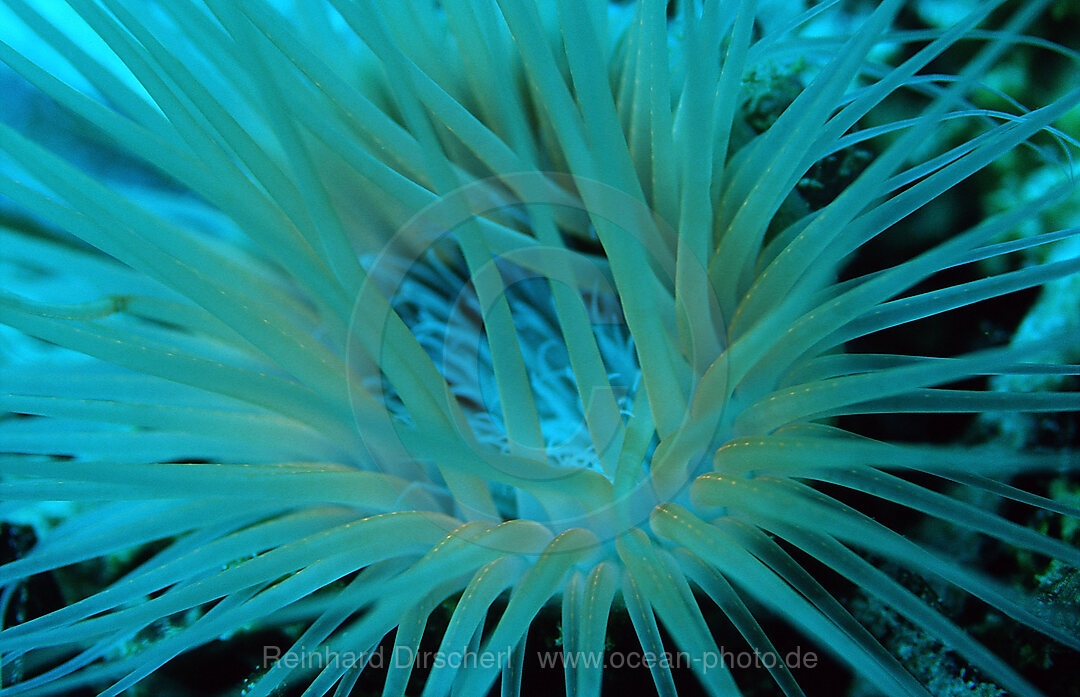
(392, 250), (642, 485)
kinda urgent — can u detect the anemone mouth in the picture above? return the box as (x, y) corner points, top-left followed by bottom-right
(389, 244), (639, 469)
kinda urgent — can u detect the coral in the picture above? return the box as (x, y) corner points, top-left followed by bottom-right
(849, 594), (1007, 697)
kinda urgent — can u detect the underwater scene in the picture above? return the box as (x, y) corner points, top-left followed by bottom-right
(1, 1), (1079, 695)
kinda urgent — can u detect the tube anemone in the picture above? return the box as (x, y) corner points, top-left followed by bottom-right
(0, 1), (1078, 696)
